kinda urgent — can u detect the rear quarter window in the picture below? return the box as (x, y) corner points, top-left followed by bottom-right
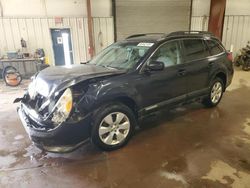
(183, 39), (210, 62)
(206, 40), (224, 55)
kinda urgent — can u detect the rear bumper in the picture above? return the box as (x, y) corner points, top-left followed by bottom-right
(227, 64), (234, 87)
(226, 70), (234, 88)
(18, 104), (91, 153)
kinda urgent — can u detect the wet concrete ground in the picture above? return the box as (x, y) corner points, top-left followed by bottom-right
(0, 69), (250, 188)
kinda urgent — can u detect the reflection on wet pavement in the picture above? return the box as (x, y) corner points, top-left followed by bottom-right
(202, 160), (250, 187)
(0, 69), (250, 188)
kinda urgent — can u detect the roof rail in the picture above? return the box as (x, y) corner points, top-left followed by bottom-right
(167, 31), (214, 37)
(126, 33), (165, 39)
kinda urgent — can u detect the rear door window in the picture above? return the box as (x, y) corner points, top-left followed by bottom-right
(206, 40), (224, 55)
(183, 39), (210, 62)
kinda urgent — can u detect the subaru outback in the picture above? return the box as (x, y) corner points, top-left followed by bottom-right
(15, 31), (234, 152)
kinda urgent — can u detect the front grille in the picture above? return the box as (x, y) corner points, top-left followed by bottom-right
(26, 93), (51, 118)
(28, 93), (46, 110)
(25, 109), (54, 130)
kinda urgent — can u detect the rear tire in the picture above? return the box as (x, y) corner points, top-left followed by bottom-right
(91, 102), (136, 151)
(202, 78), (224, 108)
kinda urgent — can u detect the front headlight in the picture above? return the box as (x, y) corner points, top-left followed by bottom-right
(51, 88), (73, 124)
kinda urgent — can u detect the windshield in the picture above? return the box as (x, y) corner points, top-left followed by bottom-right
(89, 42), (153, 70)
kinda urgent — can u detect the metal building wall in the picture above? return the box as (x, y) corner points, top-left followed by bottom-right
(222, 15), (250, 52)
(191, 0), (210, 31)
(191, 15), (250, 53)
(115, 0), (191, 40)
(191, 0), (250, 54)
(93, 17), (114, 55)
(0, 17), (114, 65)
(190, 16), (209, 31)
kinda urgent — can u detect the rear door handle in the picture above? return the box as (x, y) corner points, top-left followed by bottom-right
(178, 69), (186, 76)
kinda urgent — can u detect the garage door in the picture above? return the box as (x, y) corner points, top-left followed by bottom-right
(115, 0), (192, 40)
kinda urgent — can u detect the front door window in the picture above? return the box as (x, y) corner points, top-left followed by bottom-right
(149, 41), (181, 68)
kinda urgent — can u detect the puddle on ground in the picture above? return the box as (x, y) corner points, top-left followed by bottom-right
(14, 135), (24, 140)
(233, 136), (250, 147)
(12, 141), (20, 146)
(23, 144), (44, 161)
(158, 155), (188, 186)
(238, 137), (250, 145)
(243, 118), (250, 136)
(0, 155), (17, 169)
(22, 142), (101, 163)
(230, 118), (250, 149)
(227, 71), (250, 91)
(159, 170), (187, 186)
(202, 160), (250, 187)
(161, 156), (187, 173)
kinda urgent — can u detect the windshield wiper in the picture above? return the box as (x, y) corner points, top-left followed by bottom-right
(97, 64), (120, 70)
(106, 66), (118, 70)
(80, 60), (90, 64)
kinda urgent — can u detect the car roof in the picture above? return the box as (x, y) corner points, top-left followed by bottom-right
(124, 31), (220, 43)
(125, 34), (165, 43)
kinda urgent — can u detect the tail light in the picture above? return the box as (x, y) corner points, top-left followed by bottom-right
(227, 52), (233, 62)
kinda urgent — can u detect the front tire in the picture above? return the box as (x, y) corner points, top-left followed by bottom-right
(91, 102), (136, 151)
(203, 78), (224, 108)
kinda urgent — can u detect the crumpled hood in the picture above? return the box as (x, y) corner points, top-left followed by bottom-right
(32, 64), (125, 97)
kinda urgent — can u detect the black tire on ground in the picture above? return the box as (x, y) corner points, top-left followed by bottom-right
(234, 56), (241, 67)
(234, 61), (241, 67)
(3, 66), (22, 87)
(202, 78), (224, 108)
(0, 68), (3, 79)
(91, 102), (136, 151)
(242, 60), (250, 71)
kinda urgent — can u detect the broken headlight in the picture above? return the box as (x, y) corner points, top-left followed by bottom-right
(51, 88), (73, 124)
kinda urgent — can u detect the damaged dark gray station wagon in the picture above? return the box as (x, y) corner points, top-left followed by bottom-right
(15, 31), (234, 152)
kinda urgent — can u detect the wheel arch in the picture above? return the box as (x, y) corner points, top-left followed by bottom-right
(93, 95), (139, 119)
(215, 72), (227, 91)
(115, 96), (138, 118)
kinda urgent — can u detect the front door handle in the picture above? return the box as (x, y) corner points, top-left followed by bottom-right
(178, 69), (186, 76)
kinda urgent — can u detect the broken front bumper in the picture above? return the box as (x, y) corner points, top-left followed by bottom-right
(17, 104), (91, 153)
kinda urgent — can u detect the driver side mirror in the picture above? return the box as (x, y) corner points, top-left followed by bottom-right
(147, 60), (164, 71)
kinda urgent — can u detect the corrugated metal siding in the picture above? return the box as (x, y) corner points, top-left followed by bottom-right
(0, 17), (114, 65)
(191, 15), (250, 53)
(116, 0), (191, 40)
(191, 0), (250, 54)
(222, 15), (250, 52)
(190, 16), (209, 31)
(93, 17), (114, 54)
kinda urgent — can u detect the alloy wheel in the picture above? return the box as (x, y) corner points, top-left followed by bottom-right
(98, 112), (130, 145)
(211, 82), (223, 104)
